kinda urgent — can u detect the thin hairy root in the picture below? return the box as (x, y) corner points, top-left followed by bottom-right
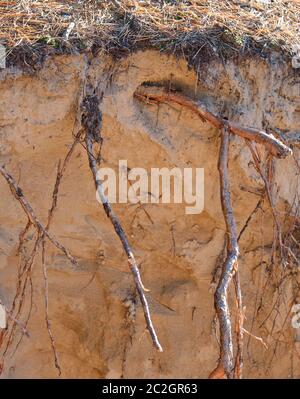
(1, 234), (41, 359)
(273, 130), (300, 148)
(46, 129), (83, 231)
(38, 134), (82, 375)
(0, 301), (29, 337)
(0, 166), (77, 266)
(82, 94), (163, 352)
(10, 277), (33, 358)
(246, 142), (284, 264)
(41, 243), (61, 376)
(134, 86), (292, 159)
(17, 219), (32, 255)
(243, 328), (268, 350)
(38, 132), (82, 375)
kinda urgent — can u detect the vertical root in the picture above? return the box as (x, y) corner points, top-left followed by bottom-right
(0, 129), (82, 375)
(41, 242), (61, 376)
(233, 270), (244, 378)
(210, 125), (240, 378)
(82, 93), (163, 352)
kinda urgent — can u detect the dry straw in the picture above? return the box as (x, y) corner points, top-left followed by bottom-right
(0, 0), (299, 62)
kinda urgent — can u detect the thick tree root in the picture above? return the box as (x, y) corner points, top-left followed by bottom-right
(135, 86), (292, 159)
(209, 125), (239, 379)
(0, 129), (82, 375)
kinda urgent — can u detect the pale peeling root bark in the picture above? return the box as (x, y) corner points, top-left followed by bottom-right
(208, 125), (240, 379)
(82, 94), (163, 352)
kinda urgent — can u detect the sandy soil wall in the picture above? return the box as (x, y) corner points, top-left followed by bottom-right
(0, 51), (299, 378)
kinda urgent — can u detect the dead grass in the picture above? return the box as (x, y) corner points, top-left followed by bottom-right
(0, 1), (299, 65)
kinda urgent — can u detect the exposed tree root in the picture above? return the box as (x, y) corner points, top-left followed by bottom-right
(209, 125), (239, 379)
(17, 219), (32, 255)
(246, 142), (283, 262)
(39, 129), (83, 375)
(41, 243), (61, 375)
(0, 75), (295, 377)
(134, 86), (292, 159)
(0, 166), (78, 267)
(0, 128), (83, 375)
(243, 327), (268, 349)
(233, 270), (244, 379)
(82, 94), (163, 352)
(0, 165), (76, 368)
(135, 83), (294, 378)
